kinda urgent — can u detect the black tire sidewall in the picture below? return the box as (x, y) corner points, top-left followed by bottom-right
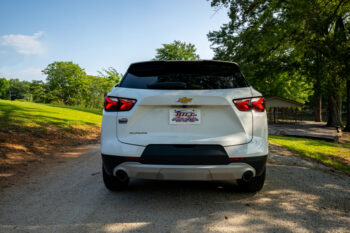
(102, 165), (129, 191)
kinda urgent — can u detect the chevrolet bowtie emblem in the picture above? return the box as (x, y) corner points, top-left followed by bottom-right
(177, 97), (193, 103)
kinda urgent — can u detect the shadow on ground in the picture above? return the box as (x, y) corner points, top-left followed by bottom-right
(0, 144), (349, 233)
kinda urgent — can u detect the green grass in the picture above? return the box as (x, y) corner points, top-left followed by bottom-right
(0, 100), (102, 132)
(49, 104), (103, 115)
(269, 135), (350, 175)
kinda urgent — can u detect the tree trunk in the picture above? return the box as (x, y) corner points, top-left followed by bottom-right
(343, 80), (350, 131)
(326, 92), (343, 127)
(314, 51), (322, 122)
(314, 73), (322, 122)
(327, 95), (333, 126)
(315, 90), (322, 122)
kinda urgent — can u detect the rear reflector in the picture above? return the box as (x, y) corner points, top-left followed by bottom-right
(125, 156), (140, 161)
(104, 97), (136, 112)
(229, 157), (245, 161)
(233, 97), (265, 112)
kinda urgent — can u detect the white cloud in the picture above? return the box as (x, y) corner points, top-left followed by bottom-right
(1, 31), (45, 55)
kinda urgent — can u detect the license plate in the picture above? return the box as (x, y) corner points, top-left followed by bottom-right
(169, 109), (201, 125)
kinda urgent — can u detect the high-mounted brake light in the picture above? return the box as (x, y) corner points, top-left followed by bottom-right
(233, 97), (265, 112)
(104, 97), (136, 112)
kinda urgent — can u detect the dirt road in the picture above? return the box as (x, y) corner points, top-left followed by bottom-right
(0, 144), (349, 233)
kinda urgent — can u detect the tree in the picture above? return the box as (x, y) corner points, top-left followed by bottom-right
(154, 40), (200, 61)
(0, 77), (10, 99)
(42, 61), (86, 105)
(30, 80), (48, 103)
(208, 0), (349, 127)
(98, 67), (122, 83)
(82, 75), (115, 108)
(1, 63), (120, 108)
(0, 78), (31, 100)
(8, 79), (30, 100)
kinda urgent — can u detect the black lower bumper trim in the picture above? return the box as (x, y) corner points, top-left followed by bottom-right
(140, 144), (230, 165)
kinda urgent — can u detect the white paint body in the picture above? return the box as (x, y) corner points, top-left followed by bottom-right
(101, 86), (268, 159)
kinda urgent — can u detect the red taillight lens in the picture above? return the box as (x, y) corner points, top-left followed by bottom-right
(251, 97), (265, 112)
(104, 97), (119, 111)
(233, 97), (265, 112)
(119, 98), (136, 111)
(233, 98), (251, 111)
(104, 97), (136, 112)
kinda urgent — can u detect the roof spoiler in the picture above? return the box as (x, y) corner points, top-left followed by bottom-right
(127, 60), (240, 76)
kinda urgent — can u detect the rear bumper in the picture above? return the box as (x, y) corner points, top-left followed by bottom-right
(115, 162), (256, 181)
(102, 154), (267, 180)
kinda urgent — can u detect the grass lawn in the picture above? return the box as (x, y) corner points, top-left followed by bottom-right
(0, 99), (102, 132)
(269, 135), (350, 175)
(0, 100), (103, 185)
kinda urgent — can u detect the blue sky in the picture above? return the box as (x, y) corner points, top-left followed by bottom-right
(0, 0), (228, 81)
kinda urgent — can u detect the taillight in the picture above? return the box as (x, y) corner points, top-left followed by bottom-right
(233, 97), (265, 112)
(104, 97), (136, 112)
(233, 98), (251, 111)
(251, 97), (265, 112)
(104, 97), (119, 111)
(119, 98), (136, 111)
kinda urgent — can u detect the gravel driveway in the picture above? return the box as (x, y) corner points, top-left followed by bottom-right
(0, 144), (349, 233)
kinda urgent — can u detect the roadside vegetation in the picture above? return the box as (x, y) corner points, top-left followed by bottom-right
(269, 135), (350, 175)
(0, 99), (101, 130)
(0, 64), (121, 109)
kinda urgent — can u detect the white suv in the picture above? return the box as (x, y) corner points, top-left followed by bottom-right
(101, 60), (268, 192)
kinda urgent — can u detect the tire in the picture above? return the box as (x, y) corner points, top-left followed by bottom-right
(237, 168), (266, 192)
(102, 166), (129, 191)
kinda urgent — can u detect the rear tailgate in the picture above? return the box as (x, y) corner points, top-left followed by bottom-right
(113, 87), (253, 146)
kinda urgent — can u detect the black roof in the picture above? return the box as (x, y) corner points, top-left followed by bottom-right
(127, 60), (240, 76)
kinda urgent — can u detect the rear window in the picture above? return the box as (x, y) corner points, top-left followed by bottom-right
(119, 61), (249, 90)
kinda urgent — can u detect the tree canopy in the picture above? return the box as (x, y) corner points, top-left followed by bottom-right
(98, 67), (123, 83)
(0, 78), (10, 99)
(0, 62), (121, 109)
(208, 0), (350, 127)
(154, 40), (200, 61)
(42, 61), (86, 105)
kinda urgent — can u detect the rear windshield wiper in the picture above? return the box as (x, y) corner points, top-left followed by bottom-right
(147, 82), (187, 90)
